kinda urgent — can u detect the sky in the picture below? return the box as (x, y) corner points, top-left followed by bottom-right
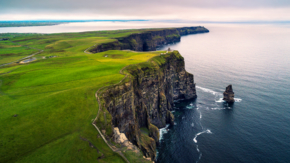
(1, 0), (290, 21)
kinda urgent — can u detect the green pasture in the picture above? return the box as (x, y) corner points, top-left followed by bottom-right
(0, 29), (166, 162)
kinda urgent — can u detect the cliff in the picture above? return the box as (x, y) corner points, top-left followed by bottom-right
(89, 26), (209, 53)
(97, 51), (196, 160)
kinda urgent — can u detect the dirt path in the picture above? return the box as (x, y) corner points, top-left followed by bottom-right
(84, 43), (99, 54)
(0, 40), (44, 67)
(92, 65), (131, 163)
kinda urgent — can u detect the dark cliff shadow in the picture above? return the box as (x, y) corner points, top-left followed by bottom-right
(174, 98), (197, 110)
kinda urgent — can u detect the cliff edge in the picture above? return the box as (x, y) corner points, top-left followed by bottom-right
(89, 26), (209, 53)
(96, 51), (196, 160)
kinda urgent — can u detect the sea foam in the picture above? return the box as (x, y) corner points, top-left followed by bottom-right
(193, 129), (212, 143)
(159, 124), (170, 141)
(196, 86), (221, 96)
(197, 86), (243, 103)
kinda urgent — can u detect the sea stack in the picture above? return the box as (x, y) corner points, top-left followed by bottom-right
(223, 85), (235, 103)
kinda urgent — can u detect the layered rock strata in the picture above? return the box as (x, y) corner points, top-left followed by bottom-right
(89, 26), (209, 53)
(100, 51), (196, 160)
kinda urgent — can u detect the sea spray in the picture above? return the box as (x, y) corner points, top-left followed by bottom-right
(159, 124), (170, 141)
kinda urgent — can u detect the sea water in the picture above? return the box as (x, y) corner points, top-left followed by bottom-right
(156, 24), (290, 163)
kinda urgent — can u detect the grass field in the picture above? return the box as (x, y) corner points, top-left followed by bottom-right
(0, 40), (38, 64)
(0, 29), (168, 163)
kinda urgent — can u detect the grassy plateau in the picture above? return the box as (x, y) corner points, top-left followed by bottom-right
(0, 29), (169, 163)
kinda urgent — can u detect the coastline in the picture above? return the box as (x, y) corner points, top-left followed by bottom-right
(0, 26), (208, 163)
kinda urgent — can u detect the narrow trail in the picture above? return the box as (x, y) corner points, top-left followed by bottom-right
(92, 64), (131, 163)
(84, 47), (92, 54)
(84, 42), (99, 54)
(0, 40), (44, 67)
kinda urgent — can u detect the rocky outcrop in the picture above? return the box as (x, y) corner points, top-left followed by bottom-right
(177, 27), (209, 36)
(89, 26), (209, 53)
(100, 51), (196, 160)
(113, 127), (138, 150)
(223, 85), (235, 103)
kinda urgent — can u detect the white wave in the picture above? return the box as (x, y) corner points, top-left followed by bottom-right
(159, 124), (170, 141)
(191, 123), (195, 127)
(171, 110), (175, 113)
(185, 103), (195, 109)
(193, 129), (212, 143)
(186, 105), (194, 109)
(235, 98), (242, 102)
(196, 86), (222, 96)
(197, 86), (243, 104)
(216, 97), (243, 103)
(200, 113), (202, 119)
(197, 153), (202, 163)
(215, 98), (225, 103)
(211, 107), (226, 110)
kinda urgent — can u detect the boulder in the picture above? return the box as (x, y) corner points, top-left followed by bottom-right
(113, 127), (128, 144)
(223, 85), (235, 103)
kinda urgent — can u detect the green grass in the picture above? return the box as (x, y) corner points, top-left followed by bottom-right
(0, 28), (167, 162)
(140, 127), (149, 136)
(0, 27), (183, 66)
(123, 151), (152, 163)
(0, 27), (179, 162)
(0, 29), (159, 66)
(0, 40), (38, 64)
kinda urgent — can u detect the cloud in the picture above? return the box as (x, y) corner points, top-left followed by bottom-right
(1, 0), (290, 21)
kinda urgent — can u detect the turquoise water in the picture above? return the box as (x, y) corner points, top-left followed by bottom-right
(157, 24), (290, 163)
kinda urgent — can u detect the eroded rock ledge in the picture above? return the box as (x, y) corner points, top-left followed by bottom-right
(99, 51), (196, 160)
(89, 26), (209, 53)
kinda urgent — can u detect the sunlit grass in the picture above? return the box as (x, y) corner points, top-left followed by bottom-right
(0, 44), (161, 163)
(0, 28), (172, 162)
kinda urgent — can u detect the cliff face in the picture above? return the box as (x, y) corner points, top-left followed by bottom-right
(89, 26), (209, 53)
(176, 26), (209, 36)
(100, 51), (196, 160)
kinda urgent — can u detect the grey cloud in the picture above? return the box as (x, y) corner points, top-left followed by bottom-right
(1, 0), (290, 21)
(1, 0), (290, 13)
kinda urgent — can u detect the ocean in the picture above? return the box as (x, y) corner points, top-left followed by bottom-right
(156, 24), (290, 163)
